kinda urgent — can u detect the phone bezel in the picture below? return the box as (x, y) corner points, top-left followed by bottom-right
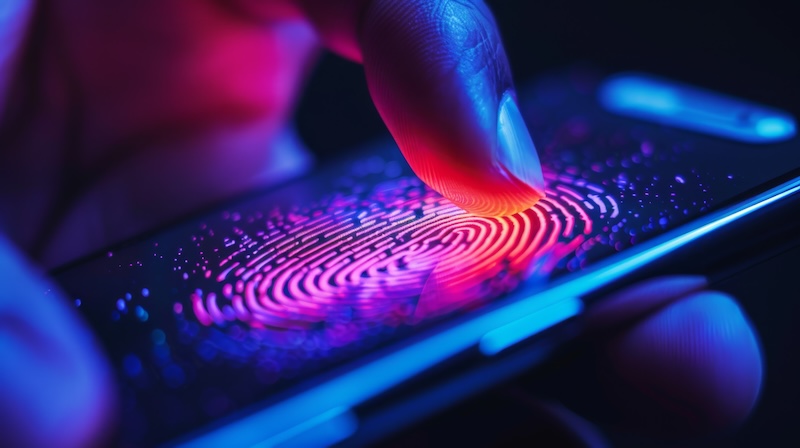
(169, 171), (800, 447)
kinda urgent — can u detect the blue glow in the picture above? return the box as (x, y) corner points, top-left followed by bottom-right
(601, 79), (679, 114)
(479, 297), (583, 355)
(756, 116), (796, 139)
(251, 407), (357, 448)
(123, 354), (143, 377)
(600, 74), (797, 143)
(151, 329), (166, 345)
(163, 364), (186, 388)
(594, 182), (800, 283)
(181, 179), (800, 447)
(181, 291), (576, 446)
(135, 305), (149, 321)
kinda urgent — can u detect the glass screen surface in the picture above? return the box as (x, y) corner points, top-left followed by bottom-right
(53, 70), (800, 445)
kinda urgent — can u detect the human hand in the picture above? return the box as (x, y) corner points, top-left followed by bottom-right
(1, 0), (545, 267)
(386, 277), (763, 446)
(0, 1), (761, 446)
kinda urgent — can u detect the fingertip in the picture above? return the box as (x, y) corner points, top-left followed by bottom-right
(359, 0), (543, 216)
(601, 291), (763, 436)
(303, 0), (545, 216)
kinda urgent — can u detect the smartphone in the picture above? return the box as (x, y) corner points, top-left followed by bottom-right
(52, 68), (800, 447)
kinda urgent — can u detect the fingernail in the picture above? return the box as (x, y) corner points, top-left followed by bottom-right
(497, 92), (546, 194)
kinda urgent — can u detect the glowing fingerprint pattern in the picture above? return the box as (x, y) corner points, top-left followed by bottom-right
(190, 172), (619, 331)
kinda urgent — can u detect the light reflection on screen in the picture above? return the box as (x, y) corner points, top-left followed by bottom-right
(187, 169), (618, 343)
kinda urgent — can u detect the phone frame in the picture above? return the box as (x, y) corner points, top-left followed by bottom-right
(43, 67), (800, 445)
(163, 167), (800, 447)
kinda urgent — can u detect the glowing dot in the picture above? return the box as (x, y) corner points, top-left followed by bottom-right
(141, 288), (150, 297)
(116, 299), (126, 311)
(755, 116), (796, 139)
(641, 141), (654, 156)
(675, 175), (685, 184)
(163, 364), (186, 388)
(153, 344), (170, 360)
(74, 299), (82, 307)
(151, 329), (166, 345)
(174, 302), (184, 314)
(122, 355), (142, 377)
(135, 306), (149, 322)
(125, 293), (132, 301)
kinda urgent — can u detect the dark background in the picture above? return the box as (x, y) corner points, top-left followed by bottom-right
(293, 1), (799, 446)
(296, 0), (800, 160)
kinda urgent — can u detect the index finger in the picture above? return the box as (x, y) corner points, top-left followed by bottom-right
(299, 0), (545, 216)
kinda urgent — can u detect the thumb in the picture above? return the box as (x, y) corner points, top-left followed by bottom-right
(0, 236), (116, 448)
(300, 0), (545, 216)
(597, 290), (763, 436)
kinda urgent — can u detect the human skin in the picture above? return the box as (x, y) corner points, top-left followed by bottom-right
(0, 1), (762, 446)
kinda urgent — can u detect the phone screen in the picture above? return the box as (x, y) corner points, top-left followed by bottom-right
(53, 70), (800, 445)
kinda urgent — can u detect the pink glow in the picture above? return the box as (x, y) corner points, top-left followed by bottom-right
(191, 173), (616, 333)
